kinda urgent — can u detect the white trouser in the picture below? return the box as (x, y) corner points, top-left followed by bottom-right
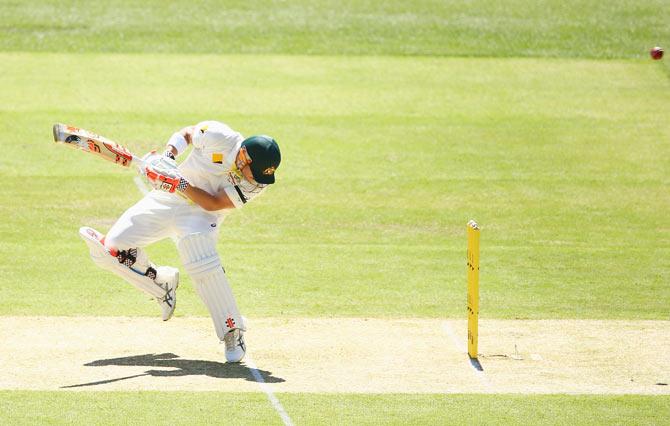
(105, 190), (223, 249)
(105, 190), (243, 339)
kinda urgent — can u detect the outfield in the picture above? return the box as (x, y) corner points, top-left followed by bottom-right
(0, 1), (669, 424)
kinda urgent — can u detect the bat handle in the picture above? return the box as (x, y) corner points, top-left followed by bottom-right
(133, 155), (147, 176)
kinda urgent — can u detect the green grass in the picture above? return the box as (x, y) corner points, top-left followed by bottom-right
(0, 391), (282, 425)
(1, 392), (668, 425)
(0, 53), (668, 319)
(1, 1), (668, 424)
(1, 0), (669, 58)
(284, 394), (670, 425)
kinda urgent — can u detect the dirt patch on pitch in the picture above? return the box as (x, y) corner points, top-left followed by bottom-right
(0, 317), (668, 394)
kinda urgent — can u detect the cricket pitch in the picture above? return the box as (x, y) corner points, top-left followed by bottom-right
(1, 317), (668, 394)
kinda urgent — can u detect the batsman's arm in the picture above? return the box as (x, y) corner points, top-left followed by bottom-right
(165, 126), (195, 158)
(143, 159), (235, 211)
(181, 186), (236, 211)
(144, 151), (239, 211)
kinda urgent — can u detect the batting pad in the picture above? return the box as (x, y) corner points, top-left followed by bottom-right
(177, 233), (245, 340)
(79, 227), (165, 299)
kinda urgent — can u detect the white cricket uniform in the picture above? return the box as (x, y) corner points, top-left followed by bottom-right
(106, 121), (267, 248)
(104, 120), (267, 340)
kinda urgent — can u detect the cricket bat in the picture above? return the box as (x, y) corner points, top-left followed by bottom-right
(53, 123), (143, 168)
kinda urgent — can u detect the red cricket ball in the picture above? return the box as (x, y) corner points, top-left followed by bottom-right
(650, 46), (664, 60)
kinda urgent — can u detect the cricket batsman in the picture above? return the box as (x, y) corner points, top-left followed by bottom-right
(79, 121), (281, 363)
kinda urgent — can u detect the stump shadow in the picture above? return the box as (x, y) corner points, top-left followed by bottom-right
(61, 352), (285, 388)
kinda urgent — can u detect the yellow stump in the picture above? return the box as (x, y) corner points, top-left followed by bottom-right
(467, 220), (480, 359)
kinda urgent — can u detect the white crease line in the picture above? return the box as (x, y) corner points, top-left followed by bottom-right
(245, 352), (294, 426)
(442, 321), (493, 390)
(133, 178), (293, 424)
(442, 320), (467, 353)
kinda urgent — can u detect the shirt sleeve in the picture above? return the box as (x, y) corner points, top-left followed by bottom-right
(223, 183), (267, 209)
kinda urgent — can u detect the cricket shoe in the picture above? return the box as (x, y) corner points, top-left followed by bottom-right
(223, 328), (246, 363)
(155, 266), (179, 321)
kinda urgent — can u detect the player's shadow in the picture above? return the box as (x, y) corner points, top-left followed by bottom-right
(61, 352), (284, 388)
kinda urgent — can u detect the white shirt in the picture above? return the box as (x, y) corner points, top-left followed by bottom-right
(178, 121), (267, 209)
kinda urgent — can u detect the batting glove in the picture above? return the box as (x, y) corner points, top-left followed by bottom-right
(145, 156), (189, 193)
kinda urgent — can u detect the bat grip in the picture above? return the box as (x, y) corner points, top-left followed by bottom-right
(133, 155), (147, 176)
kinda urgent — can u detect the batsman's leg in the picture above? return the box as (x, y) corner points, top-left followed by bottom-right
(177, 232), (246, 363)
(79, 226), (179, 321)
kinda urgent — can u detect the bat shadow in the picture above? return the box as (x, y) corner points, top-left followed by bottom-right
(61, 352), (285, 389)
